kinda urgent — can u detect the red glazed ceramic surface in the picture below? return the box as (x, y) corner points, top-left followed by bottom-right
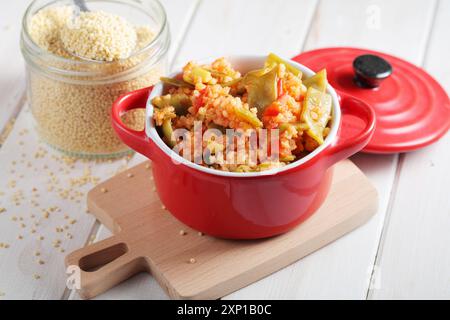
(111, 56), (376, 239)
(293, 47), (450, 154)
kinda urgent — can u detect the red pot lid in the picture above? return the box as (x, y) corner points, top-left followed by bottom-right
(292, 47), (450, 153)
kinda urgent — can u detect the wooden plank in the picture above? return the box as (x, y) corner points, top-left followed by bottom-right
(369, 0), (450, 299)
(172, 0), (318, 67)
(165, 0), (201, 64)
(303, 0), (436, 62)
(74, 0), (319, 300)
(228, 0), (436, 299)
(0, 0), (199, 300)
(67, 0), (200, 300)
(0, 0), (31, 135)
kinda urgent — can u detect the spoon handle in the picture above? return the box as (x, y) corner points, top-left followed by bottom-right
(73, 0), (89, 12)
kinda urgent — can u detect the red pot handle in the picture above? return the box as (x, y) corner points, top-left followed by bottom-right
(111, 86), (154, 159)
(324, 91), (376, 167)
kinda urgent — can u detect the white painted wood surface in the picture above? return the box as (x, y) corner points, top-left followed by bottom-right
(369, 0), (450, 299)
(0, 0), (449, 300)
(0, 0), (31, 133)
(0, 0), (199, 300)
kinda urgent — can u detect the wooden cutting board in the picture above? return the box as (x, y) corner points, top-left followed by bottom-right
(66, 159), (378, 300)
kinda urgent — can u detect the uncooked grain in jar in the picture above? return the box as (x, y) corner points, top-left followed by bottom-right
(21, 0), (170, 157)
(30, 73), (158, 154)
(60, 10), (138, 62)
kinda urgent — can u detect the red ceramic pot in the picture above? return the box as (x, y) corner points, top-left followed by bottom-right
(111, 56), (376, 239)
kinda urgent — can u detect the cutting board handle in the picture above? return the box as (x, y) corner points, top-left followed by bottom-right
(65, 235), (147, 299)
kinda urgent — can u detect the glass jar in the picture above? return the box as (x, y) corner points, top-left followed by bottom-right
(20, 0), (170, 158)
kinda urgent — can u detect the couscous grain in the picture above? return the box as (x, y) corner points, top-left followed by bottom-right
(60, 11), (137, 62)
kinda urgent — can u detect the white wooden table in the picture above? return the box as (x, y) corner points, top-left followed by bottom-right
(0, 0), (449, 300)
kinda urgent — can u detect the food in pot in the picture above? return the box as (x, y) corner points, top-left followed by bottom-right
(152, 54), (332, 172)
(25, 4), (165, 157)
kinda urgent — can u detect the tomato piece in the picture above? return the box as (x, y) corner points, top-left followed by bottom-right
(277, 78), (284, 98)
(263, 102), (280, 117)
(193, 88), (207, 112)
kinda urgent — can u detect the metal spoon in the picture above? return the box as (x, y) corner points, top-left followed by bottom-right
(65, 0), (103, 62)
(73, 0), (89, 12)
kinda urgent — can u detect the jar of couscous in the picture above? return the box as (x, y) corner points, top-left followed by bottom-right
(20, 0), (170, 158)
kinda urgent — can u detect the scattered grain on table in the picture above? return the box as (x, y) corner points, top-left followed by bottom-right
(0, 104), (145, 281)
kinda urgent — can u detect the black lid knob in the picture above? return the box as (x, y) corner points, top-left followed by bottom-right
(353, 54), (392, 88)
